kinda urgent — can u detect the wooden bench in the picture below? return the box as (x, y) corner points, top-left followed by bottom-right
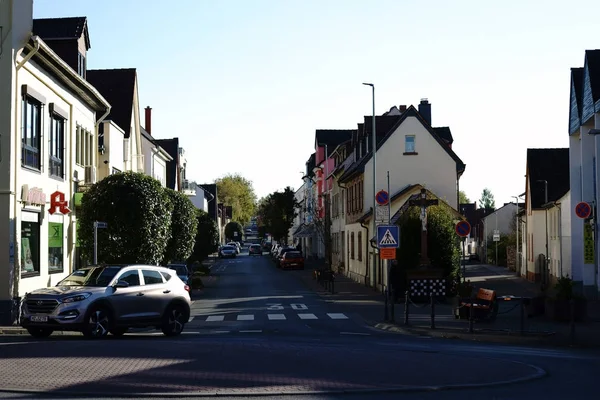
(460, 288), (498, 321)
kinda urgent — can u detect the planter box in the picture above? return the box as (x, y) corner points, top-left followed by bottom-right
(545, 297), (587, 322)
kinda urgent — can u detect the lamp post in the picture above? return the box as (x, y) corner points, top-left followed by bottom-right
(362, 83), (376, 286)
(538, 179), (549, 287)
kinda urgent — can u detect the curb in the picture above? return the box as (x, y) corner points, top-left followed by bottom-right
(0, 360), (546, 398)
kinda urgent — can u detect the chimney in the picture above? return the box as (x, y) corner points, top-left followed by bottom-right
(399, 105), (407, 112)
(418, 99), (431, 126)
(145, 106), (152, 134)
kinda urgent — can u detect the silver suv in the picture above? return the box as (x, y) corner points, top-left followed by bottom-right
(20, 264), (192, 339)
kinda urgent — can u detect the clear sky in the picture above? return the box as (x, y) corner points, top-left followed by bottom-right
(33, 0), (600, 205)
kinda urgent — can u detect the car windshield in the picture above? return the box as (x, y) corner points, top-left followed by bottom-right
(286, 251), (302, 258)
(57, 266), (122, 287)
(222, 246), (234, 250)
(168, 265), (187, 276)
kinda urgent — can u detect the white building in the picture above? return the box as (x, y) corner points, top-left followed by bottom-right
(568, 52), (600, 298)
(0, 2), (111, 324)
(523, 148), (570, 286)
(140, 126), (171, 187)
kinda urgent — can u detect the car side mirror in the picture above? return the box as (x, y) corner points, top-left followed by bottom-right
(113, 280), (129, 289)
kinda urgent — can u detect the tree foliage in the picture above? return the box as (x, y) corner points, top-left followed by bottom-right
(162, 188), (198, 263)
(256, 187), (297, 242)
(215, 174), (257, 226)
(79, 172), (173, 265)
(224, 221), (243, 241)
(188, 209), (220, 264)
(479, 188), (496, 209)
(459, 190), (471, 204)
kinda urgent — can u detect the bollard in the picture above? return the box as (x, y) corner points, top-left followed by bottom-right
(404, 290), (409, 326)
(570, 298), (576, 345)
(430, 292), (435, 329)
(468, 304), (474, 333)
(520, 297), (525, 336)
(390, 288), (395, 323)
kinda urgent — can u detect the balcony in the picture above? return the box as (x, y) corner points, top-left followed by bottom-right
(181, 179), (196, 196)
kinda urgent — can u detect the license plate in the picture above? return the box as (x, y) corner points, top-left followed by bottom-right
(290, 263), (297, 266)
(30, 315), (48, 322)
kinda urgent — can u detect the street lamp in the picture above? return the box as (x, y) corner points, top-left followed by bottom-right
(362, 82), (376, 281)
(538, 179), (549, 288)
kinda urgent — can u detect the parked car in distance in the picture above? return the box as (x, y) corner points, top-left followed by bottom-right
(280, 251), (305, 269)
(227, 242), (241, 254)
(167, 263), (190, 284)
(276, 247), (297, 267)
(249, 244), (262, 256)
(219, 245), (237, 258)
(20, 264), (191, 339)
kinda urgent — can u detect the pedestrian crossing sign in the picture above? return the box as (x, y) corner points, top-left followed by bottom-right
(377, 225), (399, 249)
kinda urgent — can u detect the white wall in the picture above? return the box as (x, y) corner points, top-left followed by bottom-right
(97, 121), (125, 180)
(482, 204), (518, 237)
(548, 191), (571, 279)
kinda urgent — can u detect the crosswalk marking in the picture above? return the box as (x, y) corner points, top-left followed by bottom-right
(327, 313), (349, 320)
(298, 313), (318, 320)
(267, 314), (286, 320)
(206, 315), (225, 322)
(237, 314), (254, 321)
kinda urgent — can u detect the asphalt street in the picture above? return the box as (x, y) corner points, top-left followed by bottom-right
(0, 248), (598, 399)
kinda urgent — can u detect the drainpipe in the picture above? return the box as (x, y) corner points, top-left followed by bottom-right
(556, 202), (563, 278)
(11, 36), (41, 306)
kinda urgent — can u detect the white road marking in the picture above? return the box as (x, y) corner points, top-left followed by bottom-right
(239, 330), (262, 333)
(188, 317), (195, 322)
(298, 313), (318, 320)
(291, 303), (308, 310)
(267, 314), (286, 320)
(327, 313), (349, 320)
(237, 314), (254, 321)
(206, 315), (225, 322)
(340, 332), (371, 336)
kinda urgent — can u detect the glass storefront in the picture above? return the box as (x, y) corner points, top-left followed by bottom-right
(48, 221), (63, 273)
(21, 211), (40, 276)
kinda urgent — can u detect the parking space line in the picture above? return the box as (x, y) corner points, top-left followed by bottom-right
(237, 314), (254, 321)
(327, 313), (349, 320)
(298, 313), (318, 320)
(267, 314), (286, 320)
(206, 315), (225, 322)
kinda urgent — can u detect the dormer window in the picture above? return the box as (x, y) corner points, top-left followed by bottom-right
(77, 52), (86, 78)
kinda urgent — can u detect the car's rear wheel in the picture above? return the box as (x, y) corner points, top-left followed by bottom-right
(161, 303), (187, 336)
(26, 327), (53, 338)
(82, 305), (112, 338)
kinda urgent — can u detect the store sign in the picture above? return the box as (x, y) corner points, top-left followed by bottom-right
(48, 191), (71, 215)
(21, 185), (46, 207)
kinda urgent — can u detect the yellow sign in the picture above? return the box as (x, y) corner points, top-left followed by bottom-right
(380, 248), (396, 260)
(583, 223), (595, 264)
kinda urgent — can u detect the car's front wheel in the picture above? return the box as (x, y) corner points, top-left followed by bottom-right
(26, 327), (53, 338)
(82, 305), (112, 338)
(161, 303), (188, 336)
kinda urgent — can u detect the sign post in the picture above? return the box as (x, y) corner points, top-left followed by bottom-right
(455, 220), (471, 282)
(93, 221), (108, 264)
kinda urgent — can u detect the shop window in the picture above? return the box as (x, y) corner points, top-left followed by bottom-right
(21, 212), (40, 276)
(48, 222), (64, 273)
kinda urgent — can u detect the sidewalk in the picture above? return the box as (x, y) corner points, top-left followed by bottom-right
(295, 261), (600, 348)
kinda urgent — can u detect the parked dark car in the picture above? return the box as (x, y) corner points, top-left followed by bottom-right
(249, 244), (262, 256)
(167, 264), (190, 284)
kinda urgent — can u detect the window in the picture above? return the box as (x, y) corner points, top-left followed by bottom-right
(160, 271), (172, 281)
(117, 270), (140, 286)
(76, 125), (93, 166)
(48, 222), (64, 273)
(142, 269), (164, 285)
(112, 167), (121, 175)
(350, 232), (355, 259)
(21, 212), (40, 276)
(77, 52), (86, 78)
(405, 135), (416, 153)
(22, 96), (42, 170)
(76, 126), (82, 165)
(358, 232), (363, 261)
(49, 113), (65, 178)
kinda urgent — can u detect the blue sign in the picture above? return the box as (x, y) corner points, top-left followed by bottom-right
(455, 220), (471, 237)
(375, 190), (389, 206)
(377, 225), (399, 249)
(95, 221), (108, 229)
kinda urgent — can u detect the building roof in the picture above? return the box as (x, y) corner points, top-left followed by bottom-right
(87, 69), (136, 137)
(32, 17), (90, 49)
(569, 67), (585, 134)
(526, 148), (570, 209)
(433, 127), (453, 144)
(586, 50), (600, 103)
(315, 130), (355, 148)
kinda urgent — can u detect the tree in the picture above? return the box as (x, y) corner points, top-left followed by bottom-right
(162, 188), (198, 263)
(224, 221), (243, 241)
(215, 173), (257, 226)
(256, 187), (297, 242)
(188, 209), (219, 264)
(459, 190), (471, 204)
(479, 188), (496, 209)
(79, 172), (173, 264)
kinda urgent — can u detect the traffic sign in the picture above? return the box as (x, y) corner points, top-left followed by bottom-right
(375, 205), (389, 224)
(377, 225), (399, 249)
(375, 190), (389, 206)
(575, 201), (592, 219)
(95, 221), (107, 229)
(380, 248), (396, 260)
(455, 220), (471, 237)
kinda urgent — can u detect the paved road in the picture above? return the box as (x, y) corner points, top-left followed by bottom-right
(0, 249), (598, 398)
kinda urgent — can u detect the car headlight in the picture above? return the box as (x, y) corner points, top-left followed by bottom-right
(61, 293), (92, 303)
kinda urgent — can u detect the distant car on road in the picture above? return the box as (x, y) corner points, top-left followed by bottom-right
(249, 244), (262, 256)
(219, 245), (237, 258)
(227, 242), (241, 254)
(167, 264), (190, 284)
(280, 251), (304, 269)
(20, 264), (191, 339)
